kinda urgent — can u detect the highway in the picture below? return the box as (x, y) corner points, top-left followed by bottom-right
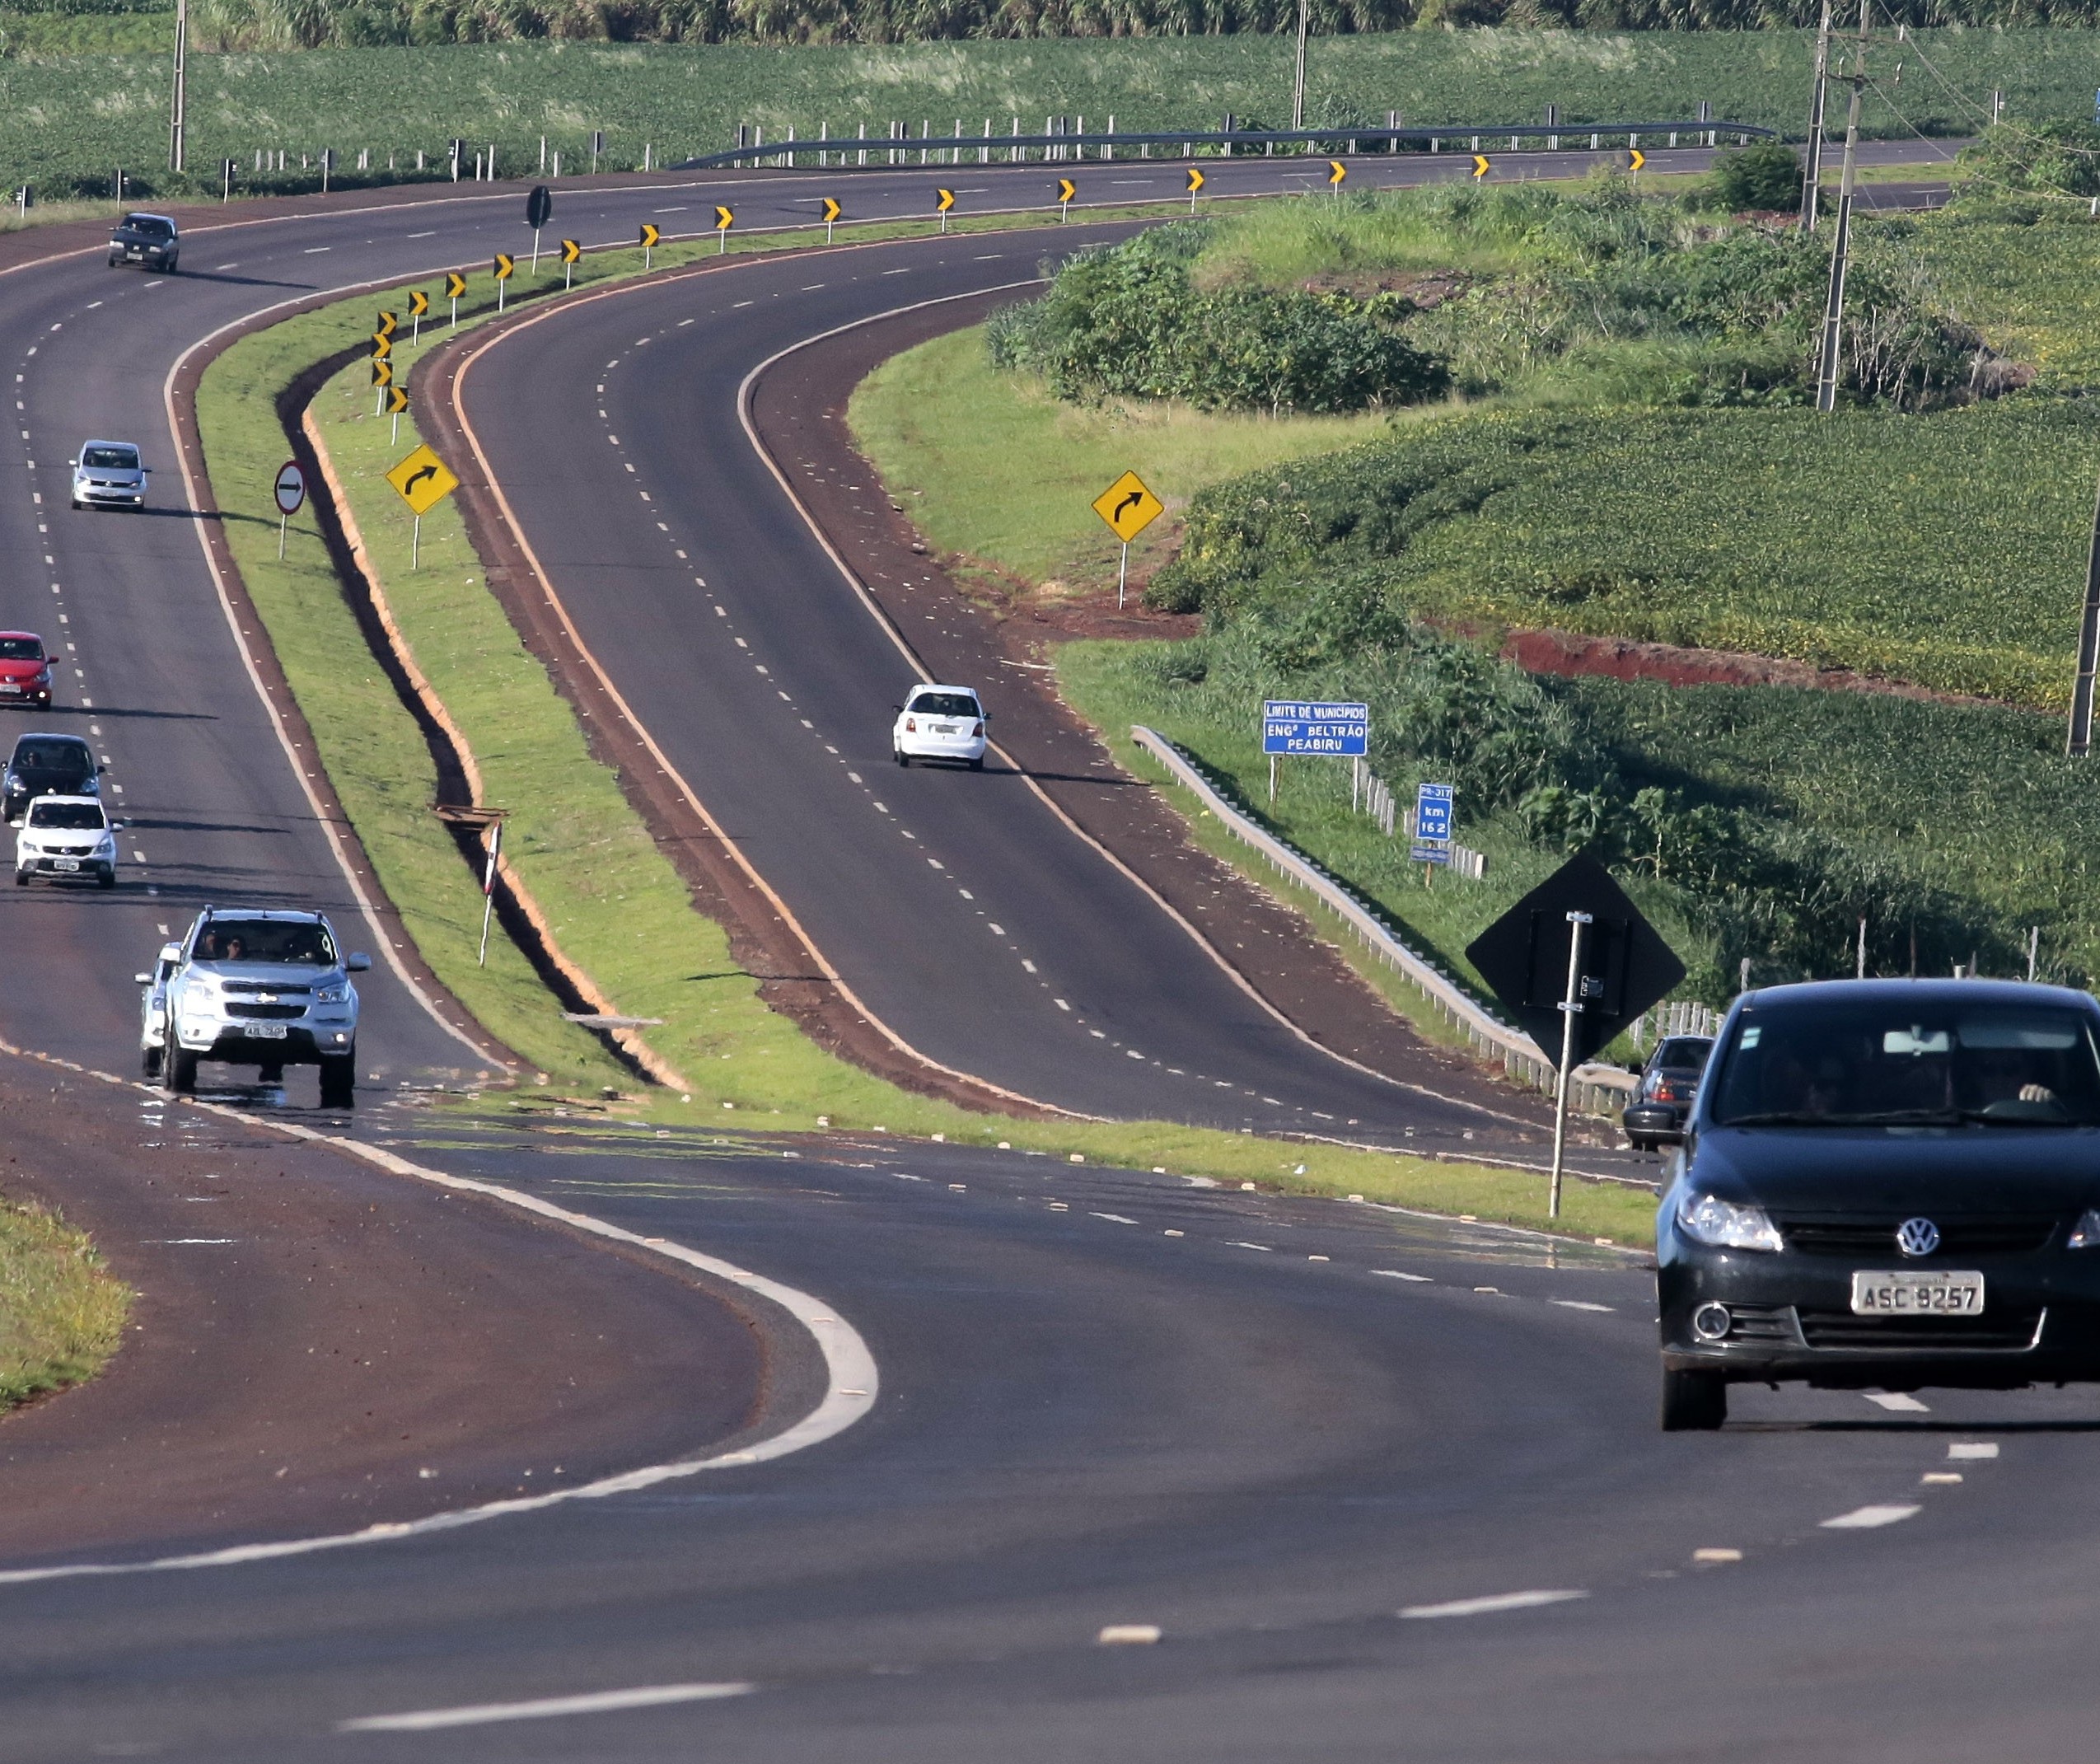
(0, 138), (2067, 1764)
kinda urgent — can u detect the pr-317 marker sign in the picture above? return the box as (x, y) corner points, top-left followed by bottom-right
(1263, 701), (1369, 757)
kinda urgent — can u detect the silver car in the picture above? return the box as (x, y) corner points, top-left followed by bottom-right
(135, 941), (180, 1079)
(71, 440), (147, 511)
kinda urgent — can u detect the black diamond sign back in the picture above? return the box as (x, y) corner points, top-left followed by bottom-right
(1464, 853), (1686, 1071)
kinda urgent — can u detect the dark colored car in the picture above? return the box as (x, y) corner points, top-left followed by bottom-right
(1657, 979), (2100, 1430)
(106, 212), (178, 272)
(1623, 1035), (1714, 1150)
(2, 732), (96, 824)
(0, 634), (53, 709)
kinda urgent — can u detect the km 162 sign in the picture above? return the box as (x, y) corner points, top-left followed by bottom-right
(1262, 701), (1369, 757)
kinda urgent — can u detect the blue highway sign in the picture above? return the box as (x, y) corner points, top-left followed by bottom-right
(1262, 700), (1368, 757)
(1415, 782), (1455, 844)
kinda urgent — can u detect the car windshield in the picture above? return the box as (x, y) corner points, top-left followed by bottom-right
(27, 801), (103, 830)
(195, 919), (337, 966)
(1710, 999), (2100, 1128)
(1655, 1036), (1712, 1073)
(12, 740), (87, 773)
(910, 693), (979, 718)
(123, 216), (171, 238)
(0, 639), (42, 662)
(81, 446), (137, 470)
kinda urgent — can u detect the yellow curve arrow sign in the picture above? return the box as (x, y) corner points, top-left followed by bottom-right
(408, 289), (429, 317)
(1328, 159), (1347, 186)
(1057, 178), (1076, 205)
(639, 222), (662, 249)
(386, 443), (459, 518)
(1471, 153), (1491, 179)
(1186, 166), (1204, 193)
(376, 310), (398, 337)
(821, 197), (841, 222)
(713, 206), (733, 232)
(1629, 147), (1647, 171)
(559, 237), (581, 264)
(936, 188), (955, 213)
(444, 273), (466, 300)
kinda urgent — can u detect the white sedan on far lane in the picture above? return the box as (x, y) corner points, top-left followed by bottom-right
(892, 685), (988, 770)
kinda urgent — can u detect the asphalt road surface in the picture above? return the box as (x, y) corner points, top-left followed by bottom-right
(0, 142), (2060, 1764)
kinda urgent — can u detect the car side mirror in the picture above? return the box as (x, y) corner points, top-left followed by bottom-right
(345, 952), (372, 972)
(892, 704), (903, 714)
(133, 972), (152, 985)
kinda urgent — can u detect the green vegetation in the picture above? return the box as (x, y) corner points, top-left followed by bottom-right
(0, 26), (2052, 199)
(200, 227), (1649, 1238)
(0, 1198), (129, 1409)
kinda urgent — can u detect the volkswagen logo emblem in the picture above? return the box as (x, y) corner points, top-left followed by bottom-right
(1897, 1217), (1941, 1258)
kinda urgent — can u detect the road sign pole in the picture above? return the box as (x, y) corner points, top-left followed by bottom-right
(531, 226), (541, 271)
(497, 276), (505, 313)
(2069, 470), (2100, 756)
(479, 818), (503, 966)
(391, 408), (400, 446)
(411, 514), (421, 571)
(1269, 755), (1277, 806)
(1117, 541), (1129, 610)
(278, 510), (287, 559)
(1549, 910), (1593, 1220)
(450, 295), (458, 329)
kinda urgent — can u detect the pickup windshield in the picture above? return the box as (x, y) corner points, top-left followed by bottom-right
(194, 919), (336, 966)
(1711, 1000), (2100, 1128)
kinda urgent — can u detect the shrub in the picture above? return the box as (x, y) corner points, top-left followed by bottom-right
(1705, 138), (1803, 213)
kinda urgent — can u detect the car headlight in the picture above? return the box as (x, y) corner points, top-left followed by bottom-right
(1675, 1191), (1784, 1253)
(2069, 1210), (2100, 1249)
(314, 982), (348, 1004)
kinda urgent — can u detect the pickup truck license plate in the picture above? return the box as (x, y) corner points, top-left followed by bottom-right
(50, 858), (77, 872)
(1851, 1270), (1985, 1316)
(243, 1022), (289, 1040)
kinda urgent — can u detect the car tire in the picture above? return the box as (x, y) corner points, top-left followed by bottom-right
(319, 1050), (356, 1110)
(894, 749), (909, 767)
(1660, 1367), (1728, 1431)
(167, 1045), (198, 1095)
(1628, 1135), (1651, 1153)
(11, 868), (24, 887)
(141, 1044), (161, 1079)
(968, 756), (985, 771)
(97, 868), (115, 890)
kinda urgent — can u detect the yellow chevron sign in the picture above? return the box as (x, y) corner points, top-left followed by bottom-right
(1471, 153), (1491, 179)
(493, 253), (514, 281)
(376, 310), (397, 336)
(559, 237), (581, 264)
(1328, 159), (1347, 185)
(369, 332), (391, 361)
(936, 188), (955, 213)
(444, 272), (466, 299)
(371, 358), (392, 387)
(821, 197), (841, 222)
(1057, 178), (1076, 204)
(1186, 166), (1204, 193)
(386, 385), (409, 414)
(409, 289), (429, 316)
(639, 222), (661, 249)
(1629, 147), (1647, 171)
(714, 206), (734, 231)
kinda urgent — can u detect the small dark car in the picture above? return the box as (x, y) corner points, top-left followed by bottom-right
(1624, 1035), (1714, 1150)
(107, 212), (178, 272)
(1657, 979), (2100, 1430)
(2, 732), (96, 824)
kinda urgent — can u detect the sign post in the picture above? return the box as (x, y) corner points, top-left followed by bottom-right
(1410, 781), (1454, 880)
(821, 195), (841, 241)
(936, 187), (955, 232)
(1091, 470), (1165, 607)
(1465, 853), (1686, 1217)
(640, 221), (661, 269)
(559, 237), (581, 289)
(273, 460), (304, 559)
(386, 442), (460, 570)
(1186, 165), (1204, 212)
(1058, 176), (1075, 221)
(1260, 700), (1370, 804)
(713, 208), (733, 253)
(493, 252), (514, 311)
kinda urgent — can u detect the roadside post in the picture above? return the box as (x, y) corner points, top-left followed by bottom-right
(822, 195), (841, 241)
(1186, 165), (1204, 212)
(273, 460), (304, 559)
(408, 288), (428, 343)
(559, 237), (581, 289)
(525, 183), (552, 269)
(640, 221), (661, 269)
(2068, 470), (2100, 756)
(370, 351), (391, 415)
(1411, 781), (1454, 884)
(1091, 471), (1165, 608)
(386, 383), (408, 446)
(1466, 854), (1686, 1218)
(444, 271), (465, 329)
(1058, 176), (1075, 221)
(493, 252), (513, 312)
(1260, 699), (1369, 805)
(937, 187), (955, 232)
(713, 208), (732, 253)
(434, 805), (507, 965)
(386, 442), (460, 571)
(591, 129), (604, 175)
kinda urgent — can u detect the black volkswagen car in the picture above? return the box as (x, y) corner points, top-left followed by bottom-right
(2, 732), (96, 824)
(1657, 979), (2100, 1429)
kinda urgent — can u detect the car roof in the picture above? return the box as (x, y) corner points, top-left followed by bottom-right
(1738, 977), (2098, 1012)
(25, 793), (102, 807)
(199, 906), (330, 924)
(0, 631), (42, 641)
(121, 213), (175, 227)
(79, 439), (138, 452)
(11, 732), (87, 751)
(910, 683), (980, 697)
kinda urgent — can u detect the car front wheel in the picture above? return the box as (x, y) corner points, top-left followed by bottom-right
(1660, 1367), (1728, 1431)
(166, 1044), (198, 1095)
(12, 868), (25, 887)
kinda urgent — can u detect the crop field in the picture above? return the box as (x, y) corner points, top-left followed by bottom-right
(0, 26), (2068, 199)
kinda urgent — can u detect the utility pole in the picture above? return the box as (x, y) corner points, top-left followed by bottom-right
(1291, 0), (1310, 133)
(1800, 0), (1833, 231)
(2066, 473), (2100, 755)
(167, 0), (187, 173)
(1813, 0), (1872, 414)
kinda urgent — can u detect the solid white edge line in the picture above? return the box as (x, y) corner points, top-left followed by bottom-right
(0, 1101), (877, 1587)
(1399, 1589), (1588, 1620)
(161, 263), (515, 1067)
(1819, 1504), (1922, 1530)
(339, 1681), (755, 1732)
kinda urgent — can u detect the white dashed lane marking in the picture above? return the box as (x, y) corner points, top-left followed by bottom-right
(1821, 1504), (1922, 1530)
(340, 1682), (755, 1733)
(1401, 1590), (1587, 1621)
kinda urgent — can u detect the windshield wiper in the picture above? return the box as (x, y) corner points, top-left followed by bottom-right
(1723, 1109), (1962, 1127)
(1956, 1107), (2093, 1128)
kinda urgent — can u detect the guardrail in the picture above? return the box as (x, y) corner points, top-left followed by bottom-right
(1130, 727), (1636, 1116)
(681, 118), (1775, 172)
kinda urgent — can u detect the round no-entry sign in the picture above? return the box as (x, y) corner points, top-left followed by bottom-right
(274, 461), (306, 517)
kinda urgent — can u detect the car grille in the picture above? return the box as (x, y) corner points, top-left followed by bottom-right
(1775, 1216), (2061, 1257)
(1720, 1304), (1798, 1343)
(1796, 1308), (2046, 1352)
(223, 1002), (305, 1021)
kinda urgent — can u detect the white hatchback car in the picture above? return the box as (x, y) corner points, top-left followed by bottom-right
(15, 794), (116, 887)
(892, 685), (988, 770)
(72, 440), (147, 511)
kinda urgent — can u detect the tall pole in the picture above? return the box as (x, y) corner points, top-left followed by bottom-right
(1292, 0), (1310, 133)
(1549, 910), (1593, 1221)
(2067, 473), (2100, 755)
(1814, 0), (1871, 414)
(1800, 0), (1833, 231)
(167, 0), (187, 173)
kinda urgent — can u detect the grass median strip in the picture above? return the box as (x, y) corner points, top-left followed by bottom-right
(198, 219), (1653, 1243)
(0, 1199), (129, 1411)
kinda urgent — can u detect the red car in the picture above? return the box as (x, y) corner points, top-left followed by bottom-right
(0, 634), (53, 708)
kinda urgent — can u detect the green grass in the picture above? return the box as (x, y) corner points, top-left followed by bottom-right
(196, 227), (1653, 1240)
(1929, 213), (2100, 394)
(849, 325), (1401, 599)
(0, 26), (2063, 199)
(0, 1198), (129, 1409)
